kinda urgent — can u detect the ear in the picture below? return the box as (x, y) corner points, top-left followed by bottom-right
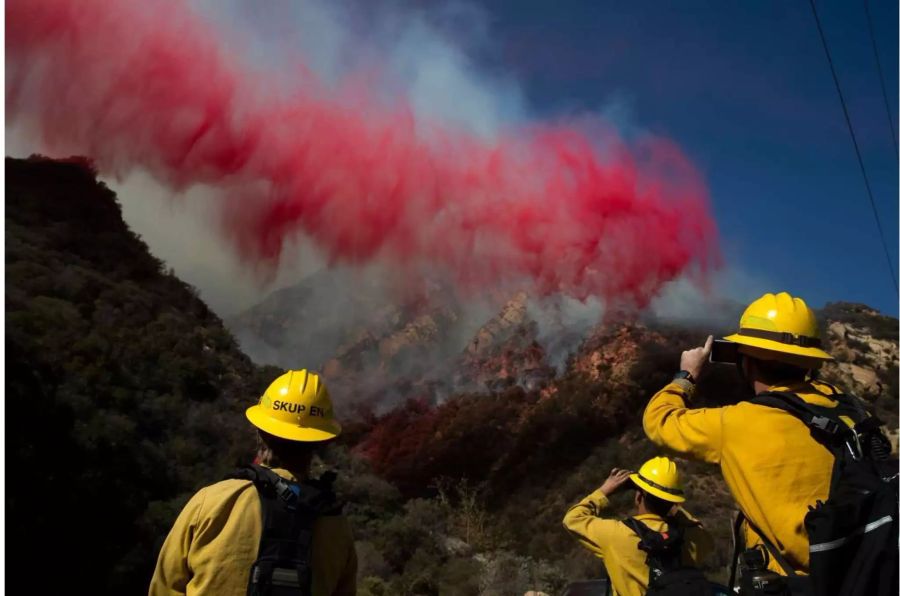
(255, 431), (273, 465)
(634, 491), (642, 507)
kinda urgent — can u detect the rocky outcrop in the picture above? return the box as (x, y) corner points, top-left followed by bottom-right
(570, 323), (659, 385)
(819, 304), (898, 404)
(458, 293), (555, 391)
(465, 292), (530, 357)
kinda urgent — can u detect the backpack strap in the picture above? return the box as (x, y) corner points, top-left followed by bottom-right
(228, 465), (342, 514)
(229, 464), (341, 596)
(753, 391), (852, 439)
(622, 516), (688, 545)
(733, 510), (799, 577)
(622, 517), (662, 584)
(805, 391), (892, 462)
(754, 390), (885, 467)
(755, 390), (869, 502)
(622, 516), (655, 543)
(622, 515), (687, 584)
(727, 511), (743, 591)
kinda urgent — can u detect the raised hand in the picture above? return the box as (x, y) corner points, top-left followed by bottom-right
(680, 335), (713, 380)
(599, 468), (634, 497)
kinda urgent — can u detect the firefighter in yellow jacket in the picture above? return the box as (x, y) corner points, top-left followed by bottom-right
(643, 292), (841, 575)
(149, 370), (357, 596)
(563, 456), (713, 596)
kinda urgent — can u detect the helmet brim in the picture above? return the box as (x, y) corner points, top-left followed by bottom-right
(724, 333), (833, 361)
(246, 405), (341, 442)
(629, 473), (685, 503)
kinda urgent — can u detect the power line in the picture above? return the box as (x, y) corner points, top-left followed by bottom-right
(807, 0), (898, 294)
(862, 0), (898, 157)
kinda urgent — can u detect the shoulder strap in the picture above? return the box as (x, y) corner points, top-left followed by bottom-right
(727, 512), (743, 591)
(807, 392), (891, 461)
(754, 390), (889, 466)
(622, 517), (655, 542)
(230, 463), (299, 503)
(228, 465), (342, 514)
(622, 516), (686, 552)
(821, 391), (872, 422)
(812, 379), (841, 395)
(622, 516), (689, 539)
(735, 511), (799, 577)
(624, 516), (691, 585)
(753, 391), (854, 440)
(761, 389), (871, 422)
(230, 465), (340, 596)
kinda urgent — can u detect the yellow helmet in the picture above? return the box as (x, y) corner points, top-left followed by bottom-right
(629, 456), (685, 503)
(724, 292), (832, 362)
(245, 370), (341, 442)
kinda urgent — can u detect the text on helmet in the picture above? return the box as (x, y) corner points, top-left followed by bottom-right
(271, 401), (328, 417)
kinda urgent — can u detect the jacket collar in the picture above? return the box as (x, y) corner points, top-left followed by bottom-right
(632, 513), (667, 523)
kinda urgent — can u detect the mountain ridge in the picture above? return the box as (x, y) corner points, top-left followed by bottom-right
(7, 155), (897, 595)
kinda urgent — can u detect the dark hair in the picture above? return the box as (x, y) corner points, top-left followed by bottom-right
(748, 357), (808, 386)
(258, 430), (318, 469)
(639, 489), (676, 516)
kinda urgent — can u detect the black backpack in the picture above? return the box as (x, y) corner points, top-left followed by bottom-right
(229, 464), (343, 596)
(621, 517), (716, 596)
(743, 390), (898, 596)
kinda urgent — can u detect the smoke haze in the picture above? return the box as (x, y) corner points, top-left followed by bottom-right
(6, 0), (756, 394)
(7, 0), (717, 304)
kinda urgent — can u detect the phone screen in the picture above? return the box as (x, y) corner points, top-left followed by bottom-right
(709, 339), (740, 364)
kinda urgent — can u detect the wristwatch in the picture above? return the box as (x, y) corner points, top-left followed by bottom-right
(672, 370), (696, 384)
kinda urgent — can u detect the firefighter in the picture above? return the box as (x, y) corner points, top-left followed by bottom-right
(643, 292), (840, 576)
(149, 370), (357, 596)
(563, 456), (713, 596)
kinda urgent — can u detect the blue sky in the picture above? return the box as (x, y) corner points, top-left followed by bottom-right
(468, 0), (899, 315)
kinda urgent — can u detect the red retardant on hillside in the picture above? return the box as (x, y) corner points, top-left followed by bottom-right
(7, 0), (719, 304)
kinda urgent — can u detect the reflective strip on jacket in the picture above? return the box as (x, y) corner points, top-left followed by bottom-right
(149, 467), (357, 596)
(562, 489), (713, 596)
(643, 379), (840, 574)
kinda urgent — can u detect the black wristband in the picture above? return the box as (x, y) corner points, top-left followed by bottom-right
(673, 370), (696, 384)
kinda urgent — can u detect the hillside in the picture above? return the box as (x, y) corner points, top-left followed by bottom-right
(6, 156), (280, 593)
(344, 305), (898, 590)
(7, 156), (898, 595)
(235, 275), (899, 591)
(228, 270), (473, 408)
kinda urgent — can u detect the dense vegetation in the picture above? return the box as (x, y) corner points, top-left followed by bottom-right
(6, 157), (897, 595)
(6, 157), (279, 592)
(341, 325), (751, 593)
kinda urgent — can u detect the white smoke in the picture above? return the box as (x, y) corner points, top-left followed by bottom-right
(5, 0), (764, 395)
(193, 0), (528, 139)
(7, 0), (531, 318)
(647, 267), (773, 327)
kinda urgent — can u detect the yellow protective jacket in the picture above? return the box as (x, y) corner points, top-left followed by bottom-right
(643, 379), (841, 574)
(149, 467), (357, 596)
(563, 489), (713, 596)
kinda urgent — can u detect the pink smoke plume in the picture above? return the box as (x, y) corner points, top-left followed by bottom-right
(7, 0), (719, 304)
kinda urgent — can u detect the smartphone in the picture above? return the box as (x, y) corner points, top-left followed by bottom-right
(709, 339), (740, 364)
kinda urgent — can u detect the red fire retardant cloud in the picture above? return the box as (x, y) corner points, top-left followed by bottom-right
(7, 0), (719, 305)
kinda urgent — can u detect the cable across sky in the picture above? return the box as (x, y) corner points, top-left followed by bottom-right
(807, 0), (898, 294)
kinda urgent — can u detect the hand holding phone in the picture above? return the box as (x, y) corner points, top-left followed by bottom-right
(680, 336), (713, 380)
